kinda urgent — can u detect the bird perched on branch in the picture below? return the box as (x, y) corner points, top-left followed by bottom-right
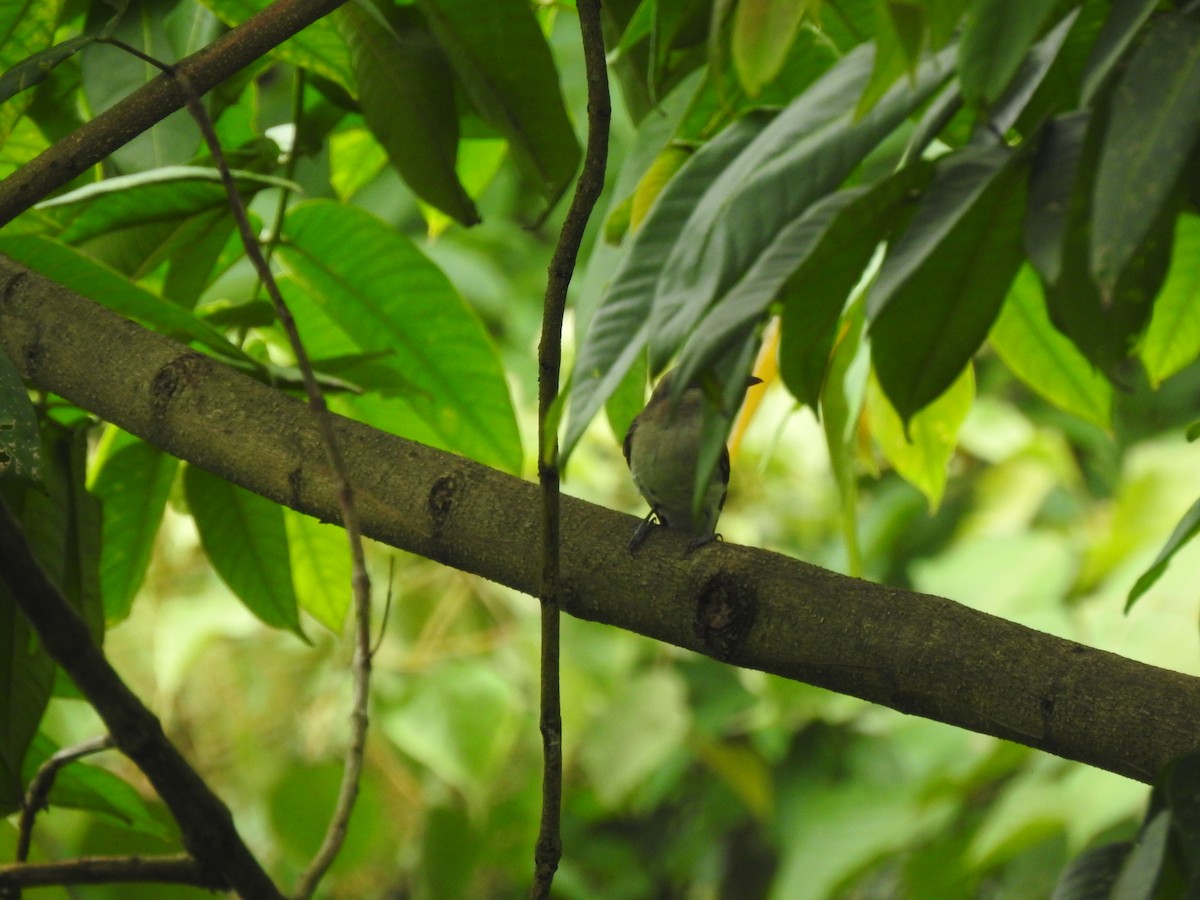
(623, 369), (761, 554)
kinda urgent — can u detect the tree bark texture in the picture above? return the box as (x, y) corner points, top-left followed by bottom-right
(2, 258), (1197, 785)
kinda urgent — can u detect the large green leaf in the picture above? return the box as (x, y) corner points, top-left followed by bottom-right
(339, 4), (478, 226)
(1079, 0), (1159, 105)
(276, 200), (522, 474)
(0, 0), (66, 145)
(989, 266), (1111, 430)
(563, 112), (774, 459)
(183, 463), (303, 636)
(869, 144), (1027, 423)
(649, 42), (954, 371)
(1090, 11), (1200, 297)
(417, 0), (580, 206)
(79, 0), (201, 172)
(0, 235), (252, 364)
(680, 161), (931, 409)
(38, 166), (295, 245)
(90, 429), (179, 623)
(958, 0), (1057, 104)
(1140, 214), (1200, 388)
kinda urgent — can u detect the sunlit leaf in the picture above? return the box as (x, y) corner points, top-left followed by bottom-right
(277, 200), (522, 474)
(1126, 497), (1200, 612)
(866, 364), (974, 510)
(990, 266), (1111, 430)
(1140, 214), (1200, 388)
(183, 464), (304, 637)
(285, 508), (351, 634)
(90, 430), (178, 623)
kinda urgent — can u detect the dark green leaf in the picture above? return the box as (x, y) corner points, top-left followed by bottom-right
(1126, 496), (1200, 611)
(869, 144), (1027, 422)
(1080, 0), (1159, 106)
(277, 200), (522, 474)
(564, 113), (774, 459)
(650, 43), (954, 372)
(91, 430), (179, 622)
(1051, 842), (1131, 900)
(1091, 12), (1200, 297)
(417, 0), (581, 206)
(0, 346), (41, 482)
(0, 425), (101, 813)
(988, 8), (1080, 136)
(0, 34), (97, 106)
(681, 162), (932, 410)
(183, 464), (304, 636)
(958, 0), (1057, 104)
(339, 4), (478, 226)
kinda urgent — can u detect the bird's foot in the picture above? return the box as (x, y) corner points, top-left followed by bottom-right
(628, 510), (660, 555)
(683, 532), (722, 557)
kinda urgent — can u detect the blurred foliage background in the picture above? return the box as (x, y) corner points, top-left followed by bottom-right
(1, 0), (1200, 897)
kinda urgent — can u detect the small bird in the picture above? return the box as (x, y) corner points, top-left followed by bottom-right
(623, 369), (761, 554)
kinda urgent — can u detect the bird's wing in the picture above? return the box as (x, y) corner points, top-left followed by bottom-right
(623, 416), (637, 468)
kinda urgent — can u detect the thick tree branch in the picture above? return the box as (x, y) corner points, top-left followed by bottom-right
(0, 0), (350, 226)
(2, 259), (1199, 785)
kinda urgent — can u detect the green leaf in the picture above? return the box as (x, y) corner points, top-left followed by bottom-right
(0, 346), (40, 482)
(564, 113), (774, 459)
(990, 265), (1112, 430)
(0, 0), (67, 145)
(1091, 12), (1200, 297)
(867, 363), (973, 511)
(1140, 215), (1200, 388)
(649, 42), (954, 372)
(277, 200), (522, 474)
(183, 464), (304, 636)
(958, 0), (1057, 104)
(0, 425), (101, 813)
(285, 508), (351, 634)
(1110, 810), (1172, 899)
(1079, 0), (1159, 106)
(417, 0), (581, 206)
(339, 4), (478, 226)
(682, 162), (932, 410)
(90, 429), (178, 623)
(1126, 496), (1200, 612)
(38, 166), (296, 245)
(79, 0), (201, 172)
(0, 234), (253, 364)
(869, 144), (1027, 423)
(732, 0), (811, 96)
(1052, 842), (1130, 900)
(22, 733), (168, 838)
(196, 0), (353, 90)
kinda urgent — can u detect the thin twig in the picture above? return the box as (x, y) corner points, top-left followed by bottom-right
(531, 1), (610, 896)
(15, 735), (115, 864)
(102, 37), (371, 898)
(0, 855), (225, 891)
(141, 60), (373, 900)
